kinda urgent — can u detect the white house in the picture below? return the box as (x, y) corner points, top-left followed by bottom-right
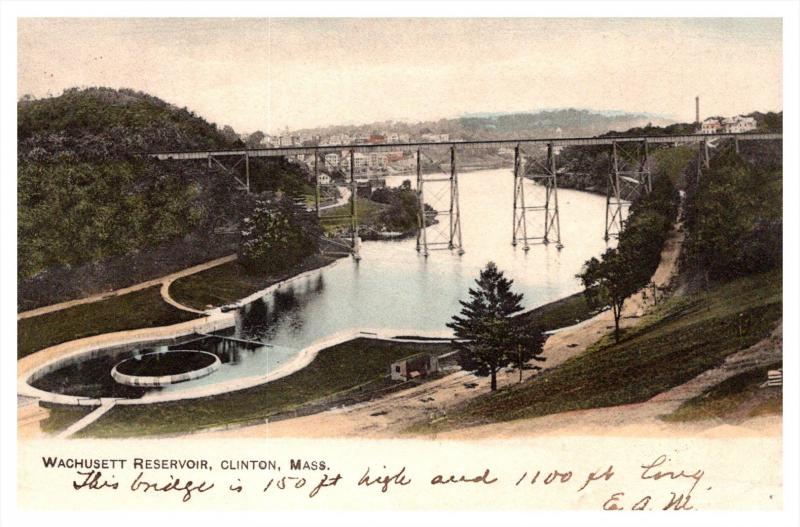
(700, 118), (722, 134)
(701, 115), (757, 134)
(317, 173), (332, 185)
(723, 115), (757, 133)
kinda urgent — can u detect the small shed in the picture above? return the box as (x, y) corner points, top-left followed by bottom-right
(390, 353), (439, 381)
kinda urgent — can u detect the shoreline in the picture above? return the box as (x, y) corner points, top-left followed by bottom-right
(17, 255), (348, 407)
(17, 173), (605, 434)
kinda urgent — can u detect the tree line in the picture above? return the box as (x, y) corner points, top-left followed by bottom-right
(681, 143), (782, 285)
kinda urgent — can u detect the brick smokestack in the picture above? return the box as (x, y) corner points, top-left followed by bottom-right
(695, 96), (700, 124)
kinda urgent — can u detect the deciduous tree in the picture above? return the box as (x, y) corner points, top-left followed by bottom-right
(239, 196), (322, 274)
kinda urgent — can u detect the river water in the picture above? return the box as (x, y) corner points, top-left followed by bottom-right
(34, 168), (612, 398)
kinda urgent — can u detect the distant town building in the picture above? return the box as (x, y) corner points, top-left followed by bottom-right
(318, 173), (332, 185)
(369, 134), (386, 144)
(700, 115), (757, 134)
(341, 152), (367, 172)
(723, 115), (757, 133)
(700, 118), (722, 134)
(320, 133), (351, 146)
(324, 153), (340, 170)
(277, 135), (301, 147)
(368, 152), (388, 168)
(421, 133), (450, 143)
(349, 133), (369, 144)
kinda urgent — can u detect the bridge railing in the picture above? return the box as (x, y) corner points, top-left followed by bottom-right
(146, 132), (782, 160)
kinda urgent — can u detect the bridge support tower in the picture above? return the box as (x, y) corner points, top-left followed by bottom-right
(512, 143), (563, 250)
(416, 147), (464, 257)
(604, 140), (651, 240)
(318, 149), (360, 260)
(207, 152), (251, 192)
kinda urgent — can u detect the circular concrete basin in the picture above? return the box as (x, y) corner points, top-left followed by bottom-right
(111, 350), (221, 387)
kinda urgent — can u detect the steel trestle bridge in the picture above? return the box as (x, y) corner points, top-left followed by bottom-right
(148, 132), (782, 259)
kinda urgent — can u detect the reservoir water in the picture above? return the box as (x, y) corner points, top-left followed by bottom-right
(33, 167), (613, 398)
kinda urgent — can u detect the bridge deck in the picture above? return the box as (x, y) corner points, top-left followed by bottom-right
(147, 132), (782, 161)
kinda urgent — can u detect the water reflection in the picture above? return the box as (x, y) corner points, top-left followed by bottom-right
(33, 168), (613, 398)
(238, 273), (327, 340)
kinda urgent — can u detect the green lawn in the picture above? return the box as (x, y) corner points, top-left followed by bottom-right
(169, 254), (338, 311)
(17, 286), (198, 359)
(515, 291), (595, 332)
(409, 270), (782, 434)
(77, 338), (455, 438)
(319, 197), (386, 235)
(662, 361), (782, 423)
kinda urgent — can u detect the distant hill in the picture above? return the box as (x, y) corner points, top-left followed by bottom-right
(461, 107), (674, 120)
(454, 109), (674, 138)
(293, 108), (675, 141)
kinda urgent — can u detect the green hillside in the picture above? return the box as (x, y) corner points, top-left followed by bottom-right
(18, 87), (241, 155)
(17, 88), (312, 304)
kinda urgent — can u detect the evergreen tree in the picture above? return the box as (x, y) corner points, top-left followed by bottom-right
(447, 262), (544, 391)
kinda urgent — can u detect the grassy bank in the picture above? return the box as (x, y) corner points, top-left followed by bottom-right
(409, 269), (782, 434)
(515, 291), (595, 331)
(17, 286), (197, 359)
(319, 197), (386, 235)
(169, 254), (339, 311)
(78, 338), (454, 438)
(662, 361), (782, 423)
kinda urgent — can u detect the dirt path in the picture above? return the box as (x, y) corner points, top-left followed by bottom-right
(201, 217), (699, 441)
(17, 254), (237, 320)
(319, 185), (351, 211)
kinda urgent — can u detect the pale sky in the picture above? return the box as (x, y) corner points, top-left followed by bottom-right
(18, 18), (782, 134)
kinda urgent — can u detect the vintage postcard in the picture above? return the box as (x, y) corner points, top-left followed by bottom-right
(3, 2), (798, 525)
